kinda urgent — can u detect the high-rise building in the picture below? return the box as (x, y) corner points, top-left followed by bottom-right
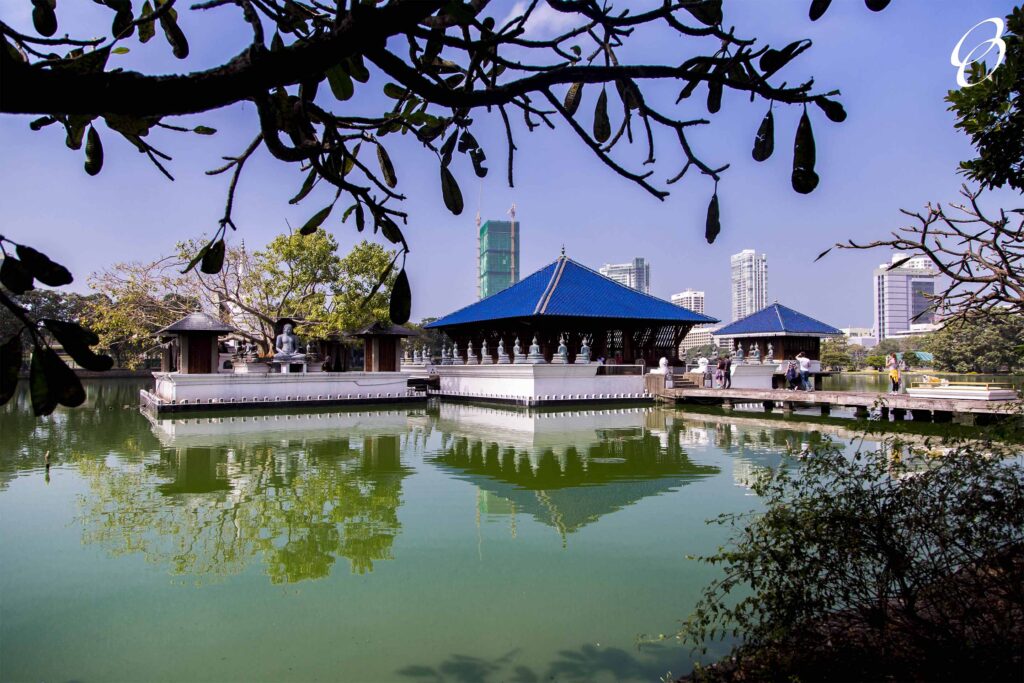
(478, 216), (520, 300)
(730, 249), (767, 321)
(599, 257), (650, 294)
(873, 253), (939, 339)
(670, 289), (705, 315)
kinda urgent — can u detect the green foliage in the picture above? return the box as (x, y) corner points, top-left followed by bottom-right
(680, 442), (1024, 682)
(819, 337), (851, 371)
(864, 354), (886, 370)
(925, 315), (1024, 373)
(946, 7), (1023, 192)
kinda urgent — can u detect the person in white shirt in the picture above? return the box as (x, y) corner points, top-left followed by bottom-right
(796, 352), (813, 392)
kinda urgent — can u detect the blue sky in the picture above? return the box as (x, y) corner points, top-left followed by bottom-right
(0, 0), (1019, 327)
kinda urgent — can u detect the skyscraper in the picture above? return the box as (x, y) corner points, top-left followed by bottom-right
(599, 257), (650, 294)
(730, 249), (767, 321)
(873, 253), (939, 339)
(478, 212), (520, 300)
(670, 289), (705, 314)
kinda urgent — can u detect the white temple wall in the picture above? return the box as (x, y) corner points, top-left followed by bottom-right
(435, 365), (648, 404)
(152, 372), (415, 405)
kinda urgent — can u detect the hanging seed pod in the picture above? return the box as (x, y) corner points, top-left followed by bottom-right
(31, 0), (57, 37)
(706, 79), (722, 114)
(809, 0), (832, 21)
(791, 109), (819, 194)
(84, 126), (103, 176)
(564, 82), (583, 116)
(377, 145), (397, 188)
(705, 192), (721, 244)
(389, 268), (411, 325)
(593, 89), (611, 143)
(752, 108), (774, 162)
(441, 166), (464, 215)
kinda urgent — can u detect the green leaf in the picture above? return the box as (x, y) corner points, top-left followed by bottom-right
(809, 0), (832, 20)
(814, 246), (833, 262)
(31, 0), (57, 37)
(159, 11), (189, 59)
(564, 82), (583, 116)
(181, 243), (208, 274)
(0, 257), (34, 295)
(389, 268), (411, 325)
(752, 108), (774, 162)
(355, 204), (365, 233)
(377, 213), (403, 244)
(615, 79), (640, 110)
(113, 9), (134, 38)
(440, 131), (459, 168)
(346, 54), (370, 83)
(759, 40), (810, 78)
(65, 115), (91, 150)
(84, 126), (104, 176)
(677, 60), (712, 102)
(200, 238), (225, 274)
(289, 169), (318, 205)
(15, 245), (72, 286)
(383, 83), (407, 100)
(683, 0), (722, 26)
(469, 148), (487, 178)
(112, 46), (130, 54)
(706, 80), (722, 114)
(705, 192), (721, 244)
(0, 334), (21, 406)
(31, 346), (85, 415)
(440, 166), (464, 215)
(139, 1), (156, 42)
(791, 109), (819, 194)
(814, 97), (847, 123)
(326, 64), (354, 101)
(593, 89), (611, 143)
(377, 145), (398, 188)
(29, 117), (56, 131)
(300, 205), (332, 235)
(42, 319), (114, 372)
(193, 125), (217, 135)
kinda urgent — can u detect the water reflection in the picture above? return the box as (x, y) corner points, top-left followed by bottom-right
(432, 404), (720, 539)
(74, 408), (422, 582)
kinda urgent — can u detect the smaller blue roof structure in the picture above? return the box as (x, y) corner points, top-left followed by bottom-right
(714, 303), (841, 338)
(426, 256), (718, 328)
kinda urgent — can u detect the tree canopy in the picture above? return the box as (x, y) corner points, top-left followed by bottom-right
(1, 0), (893, 414)
(88, 233), (396, 367)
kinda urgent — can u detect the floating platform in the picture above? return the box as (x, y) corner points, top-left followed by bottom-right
(431, 364), (652, 407)
(142, 371), (426, 414)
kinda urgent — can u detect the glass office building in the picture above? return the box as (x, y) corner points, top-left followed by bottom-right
(478, 219), (520, 299)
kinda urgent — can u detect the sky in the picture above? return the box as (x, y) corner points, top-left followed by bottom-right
(0, 0), (1020, 328)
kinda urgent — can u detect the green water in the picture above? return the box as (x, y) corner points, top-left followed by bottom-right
(823, 372), (1024, 393)
(2, 380), (863, 683)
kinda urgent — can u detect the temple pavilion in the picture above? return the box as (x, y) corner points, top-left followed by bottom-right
(426, 253), (717, 366)
(713, 302), (842, 361)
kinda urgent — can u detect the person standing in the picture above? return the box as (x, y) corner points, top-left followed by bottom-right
(886, 353), (900, 393)
(796, 352), (813, 392)
(715, 356), (726, 388)
(723, 354), (732, 389)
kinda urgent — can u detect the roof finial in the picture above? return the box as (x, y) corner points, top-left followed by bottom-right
(560, 244), (565, 257)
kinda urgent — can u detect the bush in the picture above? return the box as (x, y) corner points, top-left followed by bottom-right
(680, 442), (1024, 682)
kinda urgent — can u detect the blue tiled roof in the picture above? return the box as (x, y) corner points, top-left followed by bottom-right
(426, 257), (718, 328)
(715, 303), (841, 337)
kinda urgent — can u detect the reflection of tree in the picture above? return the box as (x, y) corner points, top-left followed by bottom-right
(75, 434), (408, 583)
(0, 380), (156, 490)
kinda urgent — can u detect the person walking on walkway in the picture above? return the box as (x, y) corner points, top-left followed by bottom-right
(785, 360), (800, 390)
(796, 352), (813, 392)
(715, 356), (726, 389)
(722, 354), (732, 389)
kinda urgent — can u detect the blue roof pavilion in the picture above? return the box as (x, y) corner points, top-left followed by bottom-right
(427, 254), (717, 365)
(714, 303), (841, 361)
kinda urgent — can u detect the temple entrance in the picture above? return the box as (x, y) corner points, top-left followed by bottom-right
(187, 335), (213, 374)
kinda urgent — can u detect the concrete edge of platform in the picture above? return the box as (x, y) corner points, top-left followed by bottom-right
(141, 389), (428, 414)
(430, 392), (655, 408)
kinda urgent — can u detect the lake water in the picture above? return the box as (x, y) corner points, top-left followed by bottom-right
(1, 380), (888, 682)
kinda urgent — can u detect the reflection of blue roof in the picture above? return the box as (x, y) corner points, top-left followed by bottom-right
(715, 303), (841, 337)
(426, 256), (718, 328)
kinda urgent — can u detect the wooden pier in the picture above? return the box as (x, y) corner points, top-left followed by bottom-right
(645, 375), (1020, 425)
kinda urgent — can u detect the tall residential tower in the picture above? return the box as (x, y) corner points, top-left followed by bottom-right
(873, 253), (939, 339)
(478, 212), (520, 300)
(599, 257), (650, 294)
(730, 249), (767, 321)
(670, 289), (705, 314)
